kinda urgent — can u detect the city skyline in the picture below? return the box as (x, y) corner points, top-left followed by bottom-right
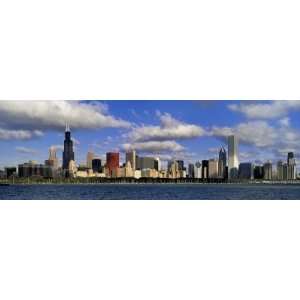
(0, 100), (300, 171)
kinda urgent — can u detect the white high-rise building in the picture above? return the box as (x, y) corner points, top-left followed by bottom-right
(228, 135), (239, 179)
(155, 157), (161, 171)
(194, 161), (202, 179)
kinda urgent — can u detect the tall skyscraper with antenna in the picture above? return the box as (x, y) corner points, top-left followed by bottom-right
(62, 123), (75, 171)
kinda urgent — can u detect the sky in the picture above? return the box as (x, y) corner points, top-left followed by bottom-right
(0, 100), (300, 170)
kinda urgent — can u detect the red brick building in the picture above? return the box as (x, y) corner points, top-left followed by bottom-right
(106, 152), (119, 176)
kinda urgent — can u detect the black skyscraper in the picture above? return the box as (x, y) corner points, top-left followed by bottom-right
(218, 147), (227, 178)
(62, 124), (74, 170)
(287, 152), (294, 163)
(202, 160), (209, 179)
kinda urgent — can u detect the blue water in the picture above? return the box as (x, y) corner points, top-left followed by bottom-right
(1, 184), (300, 199)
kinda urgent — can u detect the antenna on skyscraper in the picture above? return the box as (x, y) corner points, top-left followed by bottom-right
(65, 122), (70, 132)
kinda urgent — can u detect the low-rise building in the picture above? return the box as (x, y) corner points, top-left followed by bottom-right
(141, 168), (159, 178)
(134, 170), (142, 179)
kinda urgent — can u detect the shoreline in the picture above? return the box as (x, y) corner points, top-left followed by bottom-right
(1, 180), (300, 186)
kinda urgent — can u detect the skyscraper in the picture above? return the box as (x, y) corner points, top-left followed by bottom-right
(253, 165), (264, 179)
(194, 161), (202, 179)
(137, 156), (158, 170)
(238, 162), (253, 180)
(287, 152), (296, 180)
(263, 161), (272, 180)
(218, 147), (227, 178)
(201, 160), (209, 179)
(277, 160), (284, 181)
(126, 150), (136, 170)
(92, 158), (102, 173)
(208, 159), (219, 178)
(106, 152), (119, 176)
(62, 123), (75, 171)
(188, 163), (195, 178)
(86, 151), (94, 169)
(49, 146), (57, 161)
(287, 152), (294, 162)
(155, 157), (161, 171)
(176, 160), (184, 171)
(45, 146), (59, 169)
(228, 135), (239, 179)
(44, 146), (59, 178)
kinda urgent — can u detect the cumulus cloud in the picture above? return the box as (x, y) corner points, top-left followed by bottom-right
(15, 146), (38, 154)
(0, 101), (130, 131)
(0, 128), (43, 140)
(228, 101), (300, 119)
(128, 113), (206, 142)
(122, 141), (184, 153)
(210, 121), (277, 147)
(211, 119), (300, 162)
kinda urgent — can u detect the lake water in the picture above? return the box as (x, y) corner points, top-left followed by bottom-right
(1, 183), (300, 199)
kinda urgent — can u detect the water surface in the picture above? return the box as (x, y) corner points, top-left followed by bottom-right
(1, 183), (300, 200)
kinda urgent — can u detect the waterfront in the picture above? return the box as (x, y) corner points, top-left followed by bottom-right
(1, 183), (300, 200)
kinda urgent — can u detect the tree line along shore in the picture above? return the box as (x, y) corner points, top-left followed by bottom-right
(1, 177), (300, 185)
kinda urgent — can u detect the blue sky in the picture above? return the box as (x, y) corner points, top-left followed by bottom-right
(0, 100), (299, 170)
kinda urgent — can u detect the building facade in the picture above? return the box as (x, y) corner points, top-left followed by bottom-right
(188, 163), (195, 178)
(137, 156), (159, 171)
(218, 147), (227, 178)
(106, 152), (120, 176)
(228, 135), (239, 179)
(194, 162), (202, 179)
(253, 166), (264, 179)
(86, 152), (94, 169)
(277, 161), (284, 180)
(18, 161), (51, 178)
(126, 150), (136, 170)
(287, 152), (296, 180)
(238, 162), (253, 180)
(5, 167), (17, 178)
(208, 159), (219, 178)
(92, 158), (102, 173)
(201, 160), (209, 179)
(263, 162), (272, 180)
(62, 124), (75, 172)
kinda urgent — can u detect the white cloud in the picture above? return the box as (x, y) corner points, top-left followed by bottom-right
(211, 121), (277, 147)
(72, 138), (80, 145)
(51, 145), (64, 151)
(208, 147), (220, 153)
(279, 117), (290, 127)
(128, 113), (206, 142)
(228, 101), (300, 119)
(210, 126), (234, 139)
(236, 121), (277, 147)
(0, 128), (43, 140)
(0, 101), (130, 131)
(15, 146), (38, 154)
(211, 119), (300, 162)
(122, 141), (184, 153)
